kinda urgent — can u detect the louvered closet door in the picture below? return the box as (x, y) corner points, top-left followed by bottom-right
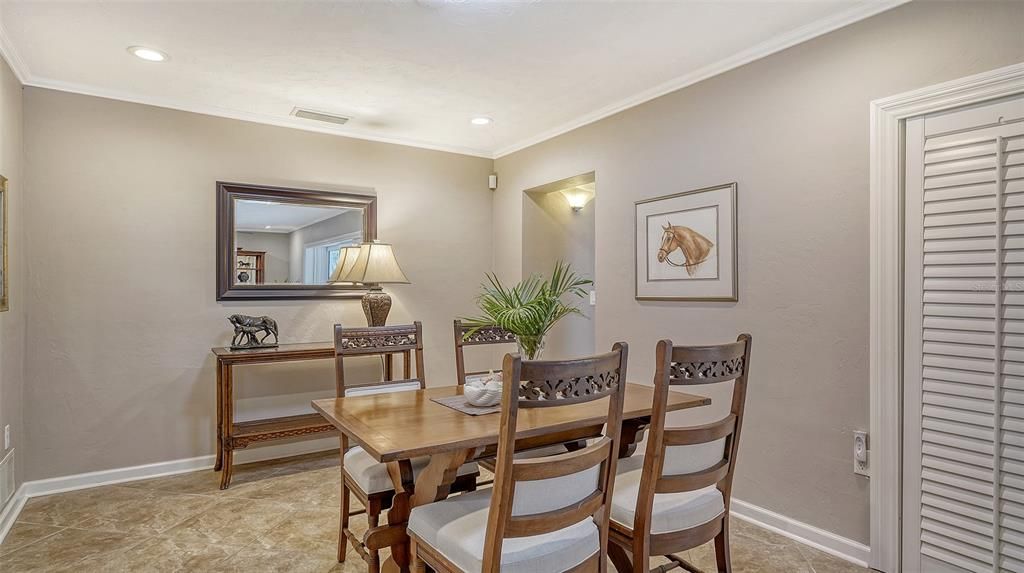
(904, 95), (1024, 573)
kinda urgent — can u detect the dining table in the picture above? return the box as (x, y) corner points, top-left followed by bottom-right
(312, 382), (711, 573)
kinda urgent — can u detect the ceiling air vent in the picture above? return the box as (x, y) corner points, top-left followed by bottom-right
(291, 107), (351, 126)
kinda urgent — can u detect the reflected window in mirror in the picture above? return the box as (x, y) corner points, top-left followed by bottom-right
(217, 182), (376, 300)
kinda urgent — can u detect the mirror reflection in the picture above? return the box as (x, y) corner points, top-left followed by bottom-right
(233, 199), (364, 285)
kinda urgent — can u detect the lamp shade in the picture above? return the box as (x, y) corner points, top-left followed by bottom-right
(338, 241), (410, 284)
(329, 245), (364, 283)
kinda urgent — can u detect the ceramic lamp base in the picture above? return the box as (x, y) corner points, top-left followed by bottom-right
(361, 288), (392, 327)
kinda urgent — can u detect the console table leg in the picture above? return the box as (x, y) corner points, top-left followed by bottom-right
(214, 361), (225, 472)
(220, 445), (234, 490)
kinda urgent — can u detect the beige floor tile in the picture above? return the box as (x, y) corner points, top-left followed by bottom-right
(162, 497), (293, 546)
(224, 466), (340, 508)
(254, 506), (338, 557)
(211, 546), (342, 573)
(0, 522), (64, 557)
(16, 485), (153, 527)
(123, 464), (278, 495)
(72, 490), (215, 535)
(0, 527), (144, 571)
(69, 536), (244, 573)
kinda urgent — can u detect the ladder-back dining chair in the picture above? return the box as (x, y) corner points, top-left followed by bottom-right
(408, 343), (629, 573)
(334, 322), (479, 572)
(453, 319), (517, 385)
(607, 334), (752, 573)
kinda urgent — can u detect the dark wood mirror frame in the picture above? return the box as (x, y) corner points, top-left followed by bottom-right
(216, 181), (377, 301)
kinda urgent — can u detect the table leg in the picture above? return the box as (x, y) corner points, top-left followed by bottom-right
(214, 361), (224, 472)
(620, 417), (650, 459)
(379, 449), (474, 573)
(219, 365), (234, 490)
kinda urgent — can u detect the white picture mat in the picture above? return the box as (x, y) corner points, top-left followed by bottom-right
(635, 184), (736, 300)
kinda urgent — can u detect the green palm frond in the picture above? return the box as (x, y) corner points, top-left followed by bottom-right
(460, 261), (592, 346)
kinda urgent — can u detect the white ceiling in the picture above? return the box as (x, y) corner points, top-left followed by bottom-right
(0, 0), (903, 158)
(235, 200), (355, 233)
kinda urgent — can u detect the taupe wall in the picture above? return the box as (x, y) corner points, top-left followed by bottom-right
(22, 88), (493, 481)
(522, 189), (595, 359)
(493, 1), (1024, 544)
(0, 54), (24, 496)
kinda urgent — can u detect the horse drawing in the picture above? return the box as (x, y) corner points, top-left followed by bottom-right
(228, 314), (279, 349)
(657, 222), (714, 277)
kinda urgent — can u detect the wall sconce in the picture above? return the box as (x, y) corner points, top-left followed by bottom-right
(559, 185), (595, 213)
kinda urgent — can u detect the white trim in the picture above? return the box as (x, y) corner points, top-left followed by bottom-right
(0, 484), (27, 545)
(492, 0), (908, 158)
(731, 498), (870, 568)
(869, 61), (1024, 573)
(0, 16), (29, 83)
(0, 2), (905, 160)
(19, 438), (338, 499)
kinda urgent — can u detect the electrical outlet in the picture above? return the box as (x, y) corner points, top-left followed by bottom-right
(3, 425), (9, 450)
(853, 430), (869, 476)
(589, 290), (597, 306)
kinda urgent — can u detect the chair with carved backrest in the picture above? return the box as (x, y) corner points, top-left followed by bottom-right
(334, 322), (479, 572)
(408, 343), (629, 573)
(454, 319), (581, 472)
(453, 319), (518, 385)
(607, 334), (752, 573)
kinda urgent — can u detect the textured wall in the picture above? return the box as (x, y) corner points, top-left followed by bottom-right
(0, 52), (24, 496)
(492, 0), (1024, 543)
(22, 88), (493, 481)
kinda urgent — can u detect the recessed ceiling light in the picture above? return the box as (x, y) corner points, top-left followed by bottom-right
(128, 46), (168, 62)
(264, 225), (272, 229)
(470, 116), (492, 126)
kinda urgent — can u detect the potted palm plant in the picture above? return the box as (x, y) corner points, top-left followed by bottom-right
(461, 261), (592, 360)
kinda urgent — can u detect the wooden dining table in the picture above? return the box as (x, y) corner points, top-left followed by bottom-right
(312, 383), (710, 573)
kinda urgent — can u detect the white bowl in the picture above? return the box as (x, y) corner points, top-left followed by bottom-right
(464, 382), (502, 407)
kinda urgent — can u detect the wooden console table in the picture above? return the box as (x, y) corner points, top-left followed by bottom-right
(213, 342), (338, 489)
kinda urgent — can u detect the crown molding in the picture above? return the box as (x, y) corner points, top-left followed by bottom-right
(0, 0), (907, 160)
(492, 0), (909, 158)
(0, 16), (28, 83)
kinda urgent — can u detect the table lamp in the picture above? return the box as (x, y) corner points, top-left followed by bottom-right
(336, 241), (410, 326)
(328, 245), (363, 284)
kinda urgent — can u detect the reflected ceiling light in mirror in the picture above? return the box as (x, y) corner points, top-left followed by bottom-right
(470, 116), (492, 126)
(560, 185), (595, 213)
(128, 46), (168, 62)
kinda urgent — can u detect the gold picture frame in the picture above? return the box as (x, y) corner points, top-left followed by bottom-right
(634, 182), (738, 301)
(0, 175), (8, 312)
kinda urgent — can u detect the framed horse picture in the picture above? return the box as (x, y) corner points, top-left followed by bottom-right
(634, 182), (737, 301)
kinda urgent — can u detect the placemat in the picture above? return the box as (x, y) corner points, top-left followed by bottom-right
(431, 394), (501, 416)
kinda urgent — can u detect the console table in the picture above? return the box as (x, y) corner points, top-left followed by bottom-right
(213, 342), (339, 489)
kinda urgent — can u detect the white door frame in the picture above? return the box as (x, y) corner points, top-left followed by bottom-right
(869, 62), (1024, 572)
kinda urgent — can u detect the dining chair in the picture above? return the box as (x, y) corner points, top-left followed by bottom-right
(453, 319), (518, 385)
(607, 334), (752, 573)
(408, 343), (629, 573)
(454, 319), (577, 470)
(334, 322), (480, 571)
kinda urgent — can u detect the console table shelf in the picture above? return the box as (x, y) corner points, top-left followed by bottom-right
(213, 342), (338, 489)
(231, 413), (335, 448)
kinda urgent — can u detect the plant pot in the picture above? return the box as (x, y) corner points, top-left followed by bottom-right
(516, 335), (546, 360)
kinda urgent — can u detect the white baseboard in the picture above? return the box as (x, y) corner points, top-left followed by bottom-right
(1, 443), (870, 568)
(731, 498), (870, 567)
(0, 485), (27, 545)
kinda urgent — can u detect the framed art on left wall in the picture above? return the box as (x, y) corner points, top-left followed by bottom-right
(635, 182), (737, 301)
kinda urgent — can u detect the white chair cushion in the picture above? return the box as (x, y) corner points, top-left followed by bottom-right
(408, 488), (599, 573)
(610, 455), (725, 534)
(344, 380), (422, 397)
(344, 446), (479, 495)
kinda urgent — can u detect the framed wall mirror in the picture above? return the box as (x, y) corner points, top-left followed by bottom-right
(216, 181), (377, 300)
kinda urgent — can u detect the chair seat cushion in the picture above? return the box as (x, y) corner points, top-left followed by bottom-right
(344, 447), (478, 495)
(610, 455), (725, 534)
(408, 488), (599, 573)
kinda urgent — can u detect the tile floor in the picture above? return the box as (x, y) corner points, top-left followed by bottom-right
(0, 451), (869, 572)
